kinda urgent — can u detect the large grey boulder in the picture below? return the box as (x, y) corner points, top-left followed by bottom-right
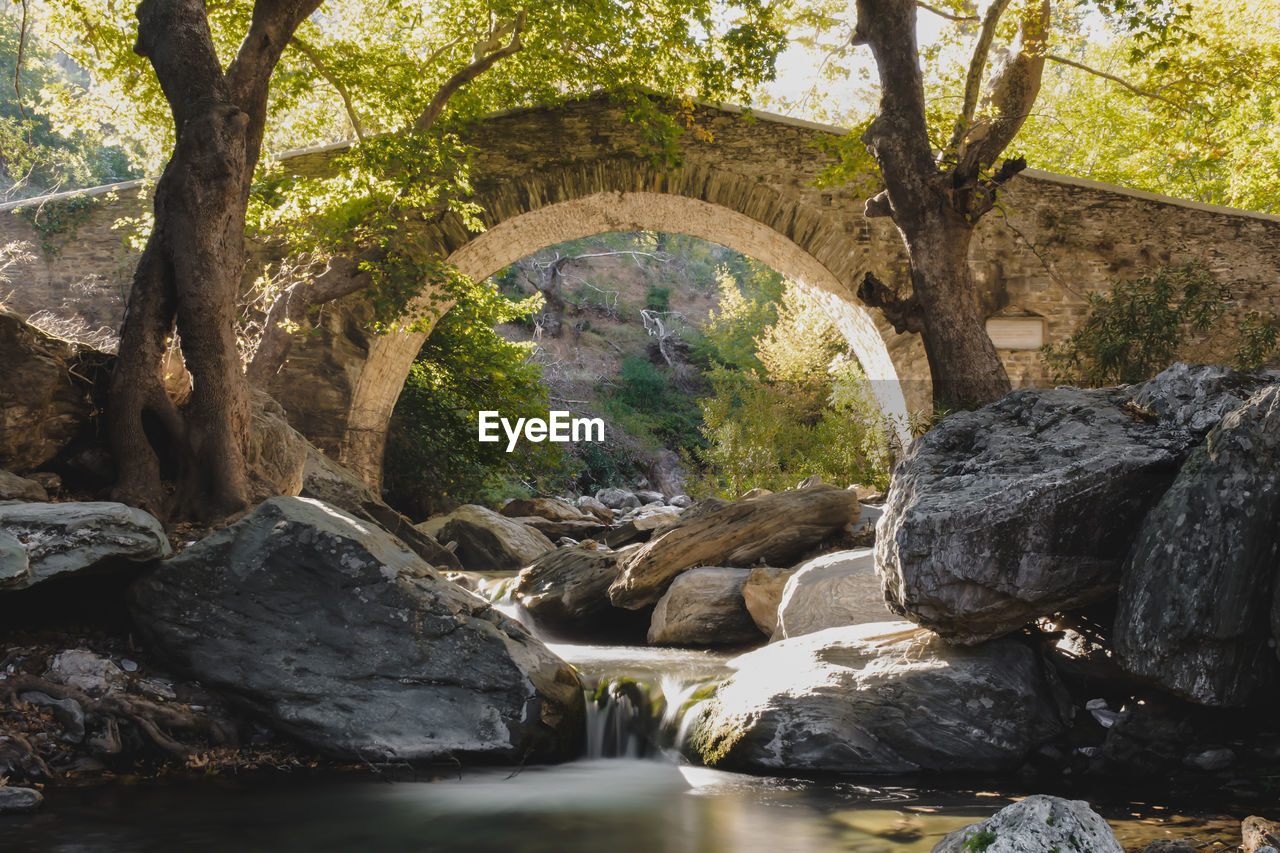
(129, 497), (584, 764)
(773, 548), (895, 639)
(574, 495), (613, 523)
(878, 364), (1277, 645)
(1114, 386), (1280, 706)
(596, 487), (641, 510)
(683, 623), (1066, 774)
(931, 795), (1122, 853)
(647, 567), (761, 647)
(513, 545), (629, 635)
(0, 501), (170, 590)
(435, 504), (554, 572)
(610, 486), (861, 609)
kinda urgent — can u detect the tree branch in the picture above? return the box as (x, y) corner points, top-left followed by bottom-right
(853, 0), (939, 224)
(916, 1), (978, 23)
(13, 0), (29, 119)
(1045, 53), (1190, 112)
(955, 0), (1050, 181)
(225, 0), (325, 174)
(943, 0), (1014, 157)
(857, 271), (925, 334)
(411, 11), (526, 134)
(291, 37), (366, 140)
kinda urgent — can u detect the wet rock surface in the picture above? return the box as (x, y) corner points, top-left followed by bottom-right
(931, 795), (1123, 853)
(513, 545), (634, 638)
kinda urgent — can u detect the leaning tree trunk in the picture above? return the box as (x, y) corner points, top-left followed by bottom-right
(108, 0), (320, 521)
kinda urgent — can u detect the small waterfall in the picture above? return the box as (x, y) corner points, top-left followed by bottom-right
(584, 673), (716, 760)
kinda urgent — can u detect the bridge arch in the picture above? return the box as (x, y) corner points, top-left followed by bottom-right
(341, 190), (919, 485)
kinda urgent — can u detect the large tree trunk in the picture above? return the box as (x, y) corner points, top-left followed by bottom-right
(852, 0), (1049, 410)
(108, 0), (319, 521)
(903, 213), (1012, 408)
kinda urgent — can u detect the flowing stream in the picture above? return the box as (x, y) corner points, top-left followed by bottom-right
(0, 638), (1253, 852)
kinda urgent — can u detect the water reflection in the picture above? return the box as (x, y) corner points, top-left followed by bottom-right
(0, 762), (1245, 853)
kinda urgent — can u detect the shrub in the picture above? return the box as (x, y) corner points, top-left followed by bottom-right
(645, 285), (671, 312)
(1042, 260), (1277, 385)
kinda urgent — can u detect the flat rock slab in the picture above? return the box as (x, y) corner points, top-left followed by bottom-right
(0, 501), (170, 590)
(878, 364), (1277, 645)
(647, 567), (761, 647)
(684, 622), (1066, 774)
(774, 548), (894, 640)
(1115, 385), (1280, 706)
(931, 795), (1122, 853)
(500, 498), (589, 522)
(610, 486), (861, 609)
(130, 497), (584, 764)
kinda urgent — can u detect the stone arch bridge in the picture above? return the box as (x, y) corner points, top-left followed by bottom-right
(3, 93), (1279, 487)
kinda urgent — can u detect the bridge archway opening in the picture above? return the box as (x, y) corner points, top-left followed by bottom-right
(341, 191), (914, 486)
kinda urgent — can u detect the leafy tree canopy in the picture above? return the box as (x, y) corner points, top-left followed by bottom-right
(1012, 0), (1280, 212)
(37, 0), (788, 175)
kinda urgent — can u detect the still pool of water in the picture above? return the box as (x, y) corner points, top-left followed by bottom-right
(0, 761), (1245, 853)
(0, 643), (1252, 852)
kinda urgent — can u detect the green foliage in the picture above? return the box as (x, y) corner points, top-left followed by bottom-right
(1236, 312), (1280, 371)
(0, 16), (139, 198)
(617, 357), (670, 411)
(1012, 0), (1280, 213)
(962, 830), (998, 852)
(645, 285), (672, 312)
(382, 280), (563, 518)
(40, 0), (788, 176)
(14, 195), (97, 257)
(692, 281), (892, 497)
(1042, 260), (1277, 386)
(694, 262), (786, 373)
(609, 356), (704, 453)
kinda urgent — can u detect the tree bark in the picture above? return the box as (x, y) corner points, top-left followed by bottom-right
(109, 0), (320, 521)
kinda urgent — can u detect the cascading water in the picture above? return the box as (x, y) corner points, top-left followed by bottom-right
(582, 670), (716, 760)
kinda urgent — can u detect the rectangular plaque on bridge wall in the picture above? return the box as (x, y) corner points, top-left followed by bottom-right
(985, 316), (1046, 350)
